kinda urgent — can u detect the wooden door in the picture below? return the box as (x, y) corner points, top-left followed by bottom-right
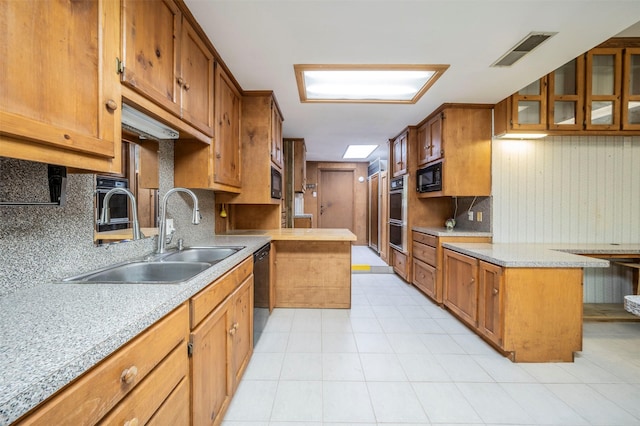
(121, 0), (181, 117)
(270, 102), (283, 168)
(231, 276), (253, 392)
(214, 65), (242, 187)
(1, 0), (121, 169)
(426, 114), (443, 163)
(368, 173), (379, 251)
(478, 261), (504, 346)
(318, 170), (354, 231)
(190, 300), (233, 426)
(379, 171), (389, 264)
(443, 249), (478, 327)
(179, 18), (215, 136)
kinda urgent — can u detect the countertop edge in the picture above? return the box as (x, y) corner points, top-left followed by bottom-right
(442, 242), (614, 268)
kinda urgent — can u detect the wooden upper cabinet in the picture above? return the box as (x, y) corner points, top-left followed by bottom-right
(417, 105), (492, 198)
(417, 113), (443, 166)
(512, 77), (548, 131)
(622, 47), (640, 130)
(214, 64), (242, 187)
(121, 0), (214, 137)
(179, 19), (215, 136)
(391, 132), (407, 177)
(270, 102), (284, 169)
(585, 48), (622, 130)
(121, 0), (181, 117)
(0, 0), (121, 173)
(548, 56), (585, 130)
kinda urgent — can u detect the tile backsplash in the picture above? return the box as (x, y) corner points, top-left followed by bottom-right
(0, 141), (215, 297)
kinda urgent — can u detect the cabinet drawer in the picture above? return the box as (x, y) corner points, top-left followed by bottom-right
(413, 232), (437, 247)
(148, 374), (190, 425)
(21, 304), (188, 425)
(98, 342), (189, 425)
(393, 250), (408, 278)
(413, 258), (436, 298)
(191, 256), (253, 328)
(412, 241), (436, 265)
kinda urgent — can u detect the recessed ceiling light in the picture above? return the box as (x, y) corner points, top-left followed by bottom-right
(343, 144), (378, 159)
(294, 64), (449, 103)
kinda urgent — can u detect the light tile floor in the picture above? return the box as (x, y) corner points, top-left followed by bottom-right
(222, 273), (640, 425)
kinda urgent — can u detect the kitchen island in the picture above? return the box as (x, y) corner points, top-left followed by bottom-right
(442, 243), (613, 362)
(223, 228), (357, 309)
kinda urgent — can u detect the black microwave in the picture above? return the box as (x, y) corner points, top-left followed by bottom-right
(416, 162), (442, 193)
(271, 167), (282, 199)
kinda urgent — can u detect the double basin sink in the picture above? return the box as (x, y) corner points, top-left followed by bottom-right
(63, 246), (244, 284)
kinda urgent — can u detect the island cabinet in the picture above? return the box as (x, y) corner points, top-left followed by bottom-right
(174, 63), (242, 192)
(189, 257), (254, 426)
(443, 248), (583, 362)
(0, 0), (122, 173)
(18, 304), (190, 425)
(415, 104), (493, 198)
(412, 231), (491, 304)
(120, 0), (215, 137)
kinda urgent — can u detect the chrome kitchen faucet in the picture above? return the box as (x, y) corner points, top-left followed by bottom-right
(157, 187), (200, 254)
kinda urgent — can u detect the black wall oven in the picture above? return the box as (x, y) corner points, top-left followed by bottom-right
(95, 176), (130, 232)
(389, 175), (408, 252)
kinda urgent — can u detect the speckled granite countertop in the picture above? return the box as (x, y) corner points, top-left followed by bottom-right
(0, 235), (270, 425)
(412, 226), (492, 238)
(624, 295), (640, 316)
(440, 242), (631, 268)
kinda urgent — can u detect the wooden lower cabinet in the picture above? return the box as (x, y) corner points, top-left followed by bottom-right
(274, 240), (351, 308)
(412, 231), (491, 304)
(18, 304), (190, 425)
(443, 248), (583, 362)
(190, 257), (254, 426)
(392, 248), (409, 281)
(477, 261), (504, 346)
(443, 249), (478, 327)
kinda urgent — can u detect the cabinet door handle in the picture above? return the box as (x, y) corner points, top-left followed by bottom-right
(120, 366), (138, 385)
(216, 152), (221, 159)
(229, 327), (236, 336)
(184, 83), (190, 91)
(105, 99), (118, 111)
(177, 76), (184, 86)
(124, 418), (139, 426)
(492, 288), (499, 295)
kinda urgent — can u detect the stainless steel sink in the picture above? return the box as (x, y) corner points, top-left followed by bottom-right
(161, 246), (244, 264)
(61, 246), (245, 284)
(62, 261), (212, 284)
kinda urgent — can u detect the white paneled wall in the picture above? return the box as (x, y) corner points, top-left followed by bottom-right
(492, 135), (640, 302)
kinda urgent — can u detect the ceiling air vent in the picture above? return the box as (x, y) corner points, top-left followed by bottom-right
(491, 32), (557, 67)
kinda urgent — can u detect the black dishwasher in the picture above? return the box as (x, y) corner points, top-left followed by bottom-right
(253, 243), (271, 345)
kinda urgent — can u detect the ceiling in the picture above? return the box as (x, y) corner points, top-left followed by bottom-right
(184, 0), (640, 162)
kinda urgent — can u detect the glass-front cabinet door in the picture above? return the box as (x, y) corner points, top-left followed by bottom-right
(510, 77), (547, 130)
(548, 57), (584, 130)
(586, 48), (622, 130)
(622, 47), (640, 130)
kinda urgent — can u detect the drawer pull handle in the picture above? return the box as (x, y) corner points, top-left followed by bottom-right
(492, 288), (499, 295)
(120, 366), (138, 385)
(124, 418), (139, 426)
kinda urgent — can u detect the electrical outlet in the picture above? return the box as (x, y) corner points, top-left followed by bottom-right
(165, 218), (175, 235)
(468, 211), (474, 221)
(477, 211), (483, 222)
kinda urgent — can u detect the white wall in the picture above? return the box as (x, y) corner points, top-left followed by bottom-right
(492, 135), (640, 302)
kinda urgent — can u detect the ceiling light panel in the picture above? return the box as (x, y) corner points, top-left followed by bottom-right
(343, 144), (378, 159)
(295, 64), (449, 103)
